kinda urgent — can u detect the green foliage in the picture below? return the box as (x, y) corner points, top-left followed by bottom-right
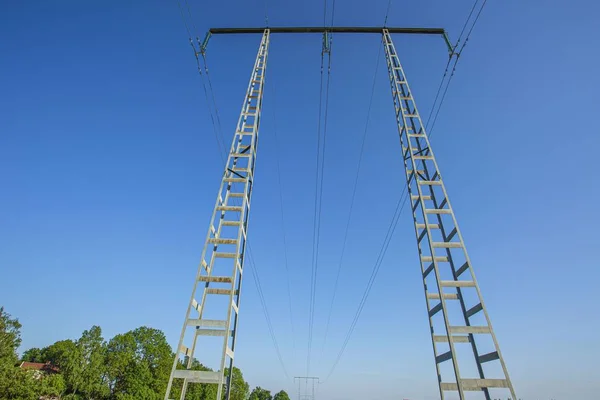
(0, 364), (39, 400)
(21, 347), (44, 362)
(226, 367), (250, 400)
(38, 373), (67, 397)
(44, 339), (83, 394)
(0, 305), (289, 400)
(273, 390), (290, 400)
(0, 306), (22, 365)
(0, 362), (65, 400)
(77, 325), (110, 399)
(249, 386), (272, 400)
(106, 326), (173, 399)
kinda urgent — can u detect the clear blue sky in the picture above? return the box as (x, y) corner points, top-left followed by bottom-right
(1, 0), (600, 399)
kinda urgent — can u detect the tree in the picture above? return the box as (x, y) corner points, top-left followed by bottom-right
(77, 325), (109, 399)
(0, 306), (22, 365)
(38, 373), (67, 398)
(21, 347), (44, 362)
(249, 386), (272, 400)
(273, 390), (290, 400)
(106, 326), (173, 400)
(42, 339), (83, 394)
(225, 366), (250, 400)
(0, 365), (39, 400)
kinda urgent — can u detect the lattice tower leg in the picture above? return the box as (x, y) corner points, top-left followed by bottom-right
(381, 29), (516, 400)
(164, 29), (270, 400)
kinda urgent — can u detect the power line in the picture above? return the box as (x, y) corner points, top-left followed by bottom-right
(455, 0), (482, 49)
(383, 0), (393, 26)
(330, 0), (336, 26)
(246, 244), (290, 379)
(320, 43), (382, 357)
(264, 0), (269, 26)
(324, 186), (410, 382)
(307, 47), (331, 378)
(425, 0), (489, 137)
(307, 53), (325, 377)
(308, 0), (335, 375)
(175, 8), (226, 164)
(424, 56), (453, 132)
(457, 0), (488, 55)
(193, 52), (227, 162)
(426, 57), (458, 138)
(320, 0), (395, 376)
(183, 0), (198, 35)
(175, 0), (193, 39)
(268, 74), (296, 353)
(200, 52), (227, 151)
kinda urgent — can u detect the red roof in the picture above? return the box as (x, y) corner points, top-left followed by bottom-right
(20, 362), (46, 370)
(19, 362), (59, 373)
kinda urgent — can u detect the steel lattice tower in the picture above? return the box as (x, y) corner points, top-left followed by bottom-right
(165, 26), (516, 400)
(164, 29), (270, 400)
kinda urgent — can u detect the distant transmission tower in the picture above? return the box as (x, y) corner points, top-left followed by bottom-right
(294, 377), (319, 400)
(164, 26), (516, 400)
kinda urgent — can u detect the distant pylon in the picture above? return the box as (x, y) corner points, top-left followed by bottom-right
(294, 377), (319, 400)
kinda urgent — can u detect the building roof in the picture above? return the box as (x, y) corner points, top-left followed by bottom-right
(19, 361), (59, 373)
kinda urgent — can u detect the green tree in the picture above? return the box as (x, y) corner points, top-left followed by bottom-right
(249, 386), (272, 400)
(0, 306), (22, 365)
(106, 326), (173, 400)
(43, 339), (83, 394)
(0, 307), (37, 400)
(0, 365), (39, 400)
(77, 325), (109, 399)
(21, 347), (44, 362)
(273, 390), (290, 400)
(38, 373), (67, 398)
(225, 367), (250, 400)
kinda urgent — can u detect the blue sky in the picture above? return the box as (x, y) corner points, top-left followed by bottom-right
(1, 0), (600, 399)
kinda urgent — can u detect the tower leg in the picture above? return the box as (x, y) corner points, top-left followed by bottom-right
(381, 29), (516, 400)
(164, 29), (270, 400)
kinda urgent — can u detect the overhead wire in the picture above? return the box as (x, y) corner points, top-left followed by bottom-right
(183, 0), (198, 34)
(264, 0), (269, 26)
(175, 0), (227, 163)
(319, 43), (383, 358)
(200, 53), (227, 151)
(268, 73), (297, 352)
(246, 245), (291, 379)
(319, 0), (410, 380)
(307, 0), (334, 377)
(324, 186), (410, 382)
(426, 0), (488, 137)
(322, 5), (400, 383)
(307, 45), (326, 378)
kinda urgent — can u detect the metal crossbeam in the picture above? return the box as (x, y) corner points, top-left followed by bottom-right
(164, 29), (270, 400)
(209, 26), (446, 34)
(200, 26), (453, 54)
(381, 28), (516, 400)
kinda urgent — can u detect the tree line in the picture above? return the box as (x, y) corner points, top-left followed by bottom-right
(0, 306), (290, 400)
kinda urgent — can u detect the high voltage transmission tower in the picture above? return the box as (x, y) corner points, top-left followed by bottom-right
(294, 377), (319, 400)
(165, 26), (516, 400)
